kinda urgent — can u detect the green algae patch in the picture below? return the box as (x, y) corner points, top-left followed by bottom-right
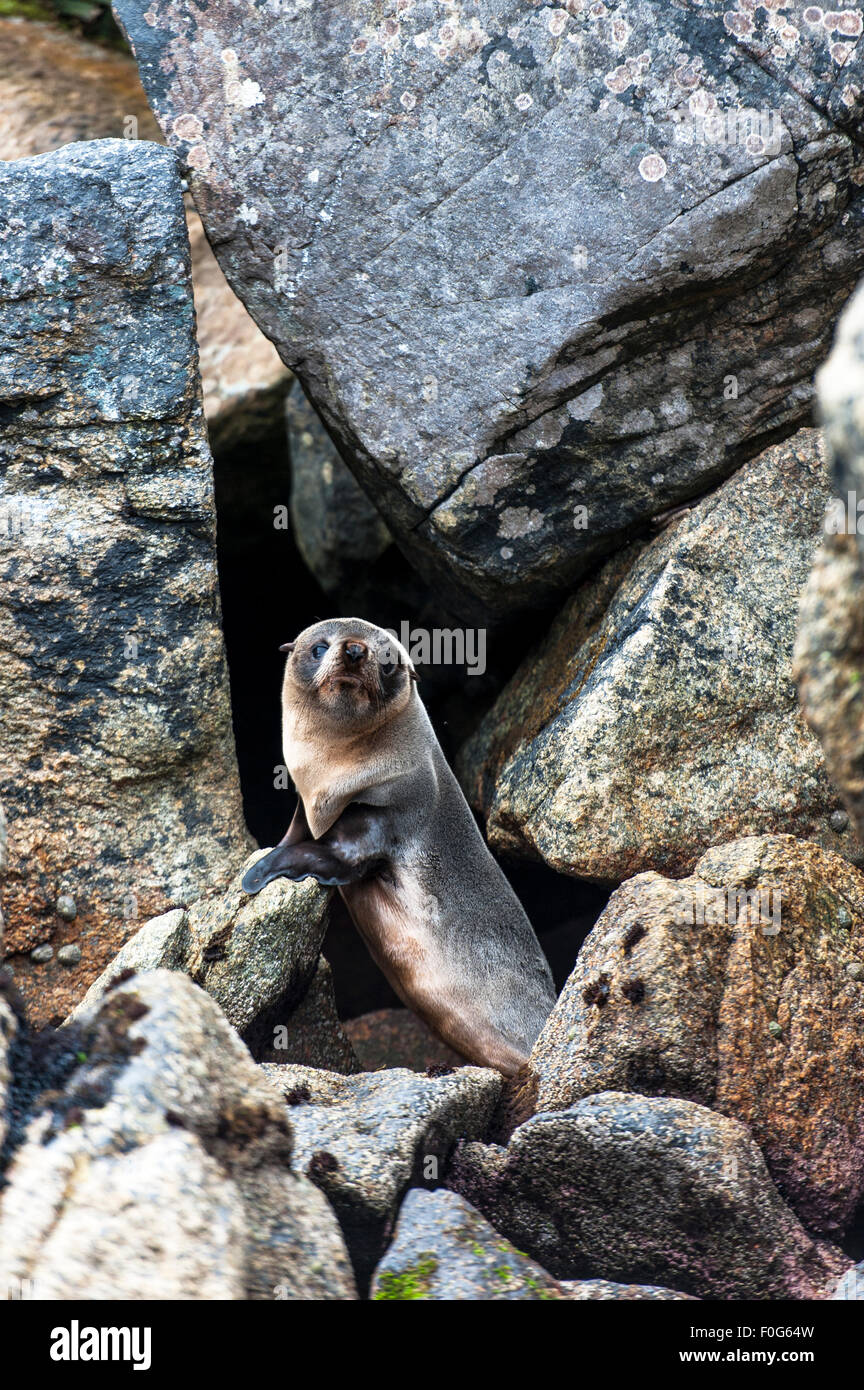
(373, 1256), (438, 1301)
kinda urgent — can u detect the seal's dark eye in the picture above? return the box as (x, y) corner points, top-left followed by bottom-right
(311, 643), (328, 660)
(380, 660), (396, 677)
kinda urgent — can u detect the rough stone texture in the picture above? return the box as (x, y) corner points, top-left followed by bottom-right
(449, 1092), (850, 1300)
(344, 1007), (465, 1073)
(460, 430), (856, 882)
(795, 532), (864, 845)
(560, 1278), (694, 1300)
(68, 909), (190, 1018)
(0, 799), (6, 945)
(371, 1187), (693, 1300)
(262, 1061), (501, 1287)
(287, 381), (392, 596)
(521, 836), (864, 1235)
(0, 16), (288, 431)
(0, 800), (14, 1156)
(0, 971), (356, 1299)
(0, 141), (254, 1027)
(112, 0), (864, 618)
(70, 852), (332, 1057)
(795, 283), (864, 845)
(258, 959), (362, 1074)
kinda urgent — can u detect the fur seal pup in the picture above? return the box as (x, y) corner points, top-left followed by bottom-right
(242, 618), (556, 1075)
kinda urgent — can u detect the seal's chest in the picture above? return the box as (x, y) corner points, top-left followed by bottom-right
(341, 872), (440, 991)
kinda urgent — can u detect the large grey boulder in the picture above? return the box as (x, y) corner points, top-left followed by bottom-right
(371, 1188), (693, 1301)
(262, 1061), (501, 1287)
(0, 971), (356, 1300)
(0, 140), (253, 1028)
(113, 0), (864, 617)
(449, 1092), (850, 1301)
(520, 836), (864, 1236)
(459, 429), (856, 881)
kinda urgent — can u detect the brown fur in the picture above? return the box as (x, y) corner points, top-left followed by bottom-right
(243, 619), (557, 1076)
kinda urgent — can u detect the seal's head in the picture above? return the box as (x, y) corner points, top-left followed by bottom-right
(281, 618), (417, 734)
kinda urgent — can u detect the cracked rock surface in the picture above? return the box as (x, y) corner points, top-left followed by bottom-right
(0, 16), (289, 431)
(112, 0), (864, 617)
(262, 1060), (501, 1287)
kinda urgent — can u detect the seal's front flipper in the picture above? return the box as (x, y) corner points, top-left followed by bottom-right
(241, 803), (389, 894)
(242, 845), (303, 894)
(241, 800), (313, 894)
(241, 840), (358, 893)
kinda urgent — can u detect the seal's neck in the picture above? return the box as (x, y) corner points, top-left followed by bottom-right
(283, 691), (425, 838)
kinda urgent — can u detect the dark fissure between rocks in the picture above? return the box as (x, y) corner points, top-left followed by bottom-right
(210, 404), (610, 1019)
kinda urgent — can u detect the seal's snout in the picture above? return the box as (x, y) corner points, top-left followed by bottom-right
(343, 641), (367, 664)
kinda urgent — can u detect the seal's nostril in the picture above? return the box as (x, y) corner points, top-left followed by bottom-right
(344, 642), (366, 663)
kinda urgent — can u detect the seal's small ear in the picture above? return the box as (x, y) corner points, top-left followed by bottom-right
(408, 667), (419, 682)
(279, 642), (296, 654)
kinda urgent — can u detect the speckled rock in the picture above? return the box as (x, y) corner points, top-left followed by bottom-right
(0, 799), (6, 945)
(795, 533), (864, 846)
(67, 909), (189, 1020)
(460, 430), (856, 881)
(262, 1061), (501, 1287)
(0, 140), (255, 1027)
(561, 1278), (695, 1300)
(258, 958), (361, 1074)
(0, 16), (288, 432)
(70, 852), (334, 1057)
(449, 1092), (849, 1300)
(287, 381), (391, 596)
(344, 1008), (464, 1074)
(0, 971), (355, 1300)
(795, 281), (864, 845)
(112, 0), (864, 618)
(371, 1187), (693, 1300)
(0, 801), (14, 1156)
(521, 836), (864, 1235)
